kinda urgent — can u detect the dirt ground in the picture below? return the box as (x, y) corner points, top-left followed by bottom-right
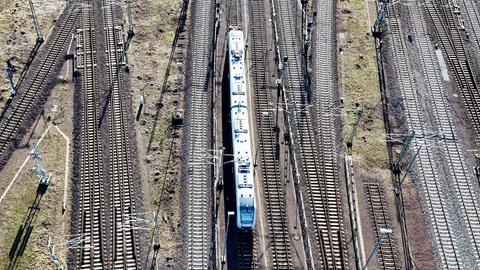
(0, 0), (74, 267)
(128, 0), (185, 267)
(0, 73), (74, 269)
(0, 0), (65, 108)
(0, 0), (186, 267)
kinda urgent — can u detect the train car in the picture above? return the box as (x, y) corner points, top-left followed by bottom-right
(227, 30), (256, 229)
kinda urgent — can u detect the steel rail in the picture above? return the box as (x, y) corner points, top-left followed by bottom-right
(0, 4), (80, 162)
(184, 0), (215, 268)
(102, 0), (139, 268)
(417, 1), (480, 264)
(364, 183), (399, 269)
(273, 0), (347, 267)
(248, 0), (293, 268)
(77, 1), (105, 268)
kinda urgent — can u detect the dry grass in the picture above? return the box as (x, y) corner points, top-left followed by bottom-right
(0, 130), (70, 269)
(338, 0), (389, 170)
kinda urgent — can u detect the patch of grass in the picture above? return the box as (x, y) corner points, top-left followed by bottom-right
(339, 0), (389, 169)
(165, 31), (175, 43)
(0, 173), (37, 267)
(0, 133), (69, 269)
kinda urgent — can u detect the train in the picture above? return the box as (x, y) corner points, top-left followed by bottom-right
(227, 30), (256, 229)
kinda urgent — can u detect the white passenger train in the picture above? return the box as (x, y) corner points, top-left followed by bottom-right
(227, 30), (256, 229)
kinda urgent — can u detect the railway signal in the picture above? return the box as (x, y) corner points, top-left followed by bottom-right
(391, 131), (415, 175)
(125, 0), (134, 51)
(346, 108), (363, 154)
(372, 0), (387, 38)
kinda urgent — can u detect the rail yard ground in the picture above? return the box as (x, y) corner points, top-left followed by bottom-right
(0, 78), (74, 268)
(0, 0), (65, 109)
(129, 0), (185, 267)
(337, 0), (403, 268)
(1, 0), (480, 268)
(0, 2), (74, 268)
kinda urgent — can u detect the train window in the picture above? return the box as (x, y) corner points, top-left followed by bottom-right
(239, 165), (250, 174)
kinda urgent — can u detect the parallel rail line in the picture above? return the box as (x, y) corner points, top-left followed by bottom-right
(421, 0), (480, 263)
(76, 1), (105, 268)
(387, 2), (480, 267)
(310, 0), (348, 266)
(249, 0), (292, 268)
(225, 0), (259, 268)
(386, 4), (461, 267)
(184, 0), (215, 267)
(226, 0), (241, 29)
(424, 0), (480, 146)
(364, 183), (399, 269)
(0, 4), (80, 163)
(273, 0), (347, 267)
(102, 0), (139, 267)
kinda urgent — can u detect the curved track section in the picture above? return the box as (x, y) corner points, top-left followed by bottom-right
(184, 0), (215, 268)
(0, 4), (80, 165)
(273, 0), (347, 267)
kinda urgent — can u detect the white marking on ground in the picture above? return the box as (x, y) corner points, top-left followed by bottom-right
(435, 49), (450, 81)
(0, 124), (52, 204)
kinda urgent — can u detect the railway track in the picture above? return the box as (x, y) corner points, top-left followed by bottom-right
(248, 0), (293, 268)
(226, 0), (241, 29)
(424, 0), (480, 146)
(386, 4), (460, 267)
(0, 4), (80, 164)
(184, 0), (215, 267)
(224, 0), (260, 268)
(386, 3), (480, 267)
(309, 0), (348, 267)
(420, 0), (480, 263)
(273, 0), (347, 268)
(364, 183), (399, 269)
(76, 1), (105, 268)
(458, 0), (480, 56)
(102, 0), (139, 267)
(237, 230), (255, 269)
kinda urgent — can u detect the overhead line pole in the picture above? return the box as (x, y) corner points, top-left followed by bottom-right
(28, 0), (44, 44)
